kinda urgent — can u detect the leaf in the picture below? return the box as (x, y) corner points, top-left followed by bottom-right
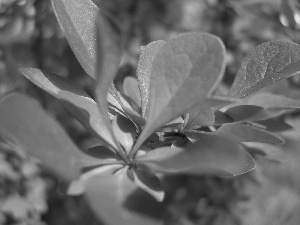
(85, 146), (122, 160)
(112, 115), (137, 155)
(242, 92), (300, 110)
(51, 0), (123, 79)
(183, 98), (234, 130)
(123, 76), (142, 108)
(137, 40), (166, 118)
(20, 68), (118, 151)
(228, 40), (300, 98)
(0, 93), (98, 181)
(68, 164), (122, 195)
(85, 166), (163, 225)
(223, 105), (270, 123)
(257, 119), (294, 132)
(214, 123), (285, 144)
(130, 169), (164, 202)
(132, 33), (226, 155)
(136, 135), (255, 176)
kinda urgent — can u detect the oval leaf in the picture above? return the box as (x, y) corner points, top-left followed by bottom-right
(133, 33), (226, 154)
(214, 123), (285, 144)
(224, 105), (270, 123)
(51, 0), (123, 79)
(0, 93), (98, 181)
(136, 135), (255, 176)
(123, 76), (142, 108)
(20, 68), (118, 151)
(85, 166), (163, 225)
(228, 40), (300, 98)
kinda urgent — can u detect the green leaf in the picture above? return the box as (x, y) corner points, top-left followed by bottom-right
(242, 92), (300, 110)
(137, 40), (166, 118)
(222, 105), (270, 123)
(123, 76), (142, 108)
(214, 123), (285, 144)
(0, 93), (98, 181)
(20, 68), (118, 151)
(112, 115), (137, 155)
(184, 98), (234, 130)
(136, 135), (255, 176)
(228, 40), (300, 98)
(133, 33), (226, 154)
(51, 0), (123, 79)
(85, 166), (163, 225)
(131, 169), (164, 202)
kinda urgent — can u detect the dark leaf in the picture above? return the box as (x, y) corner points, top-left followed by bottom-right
(20, 68), (118, 150)
(0, 93), (98, 181)
(112, 115), (136, 154)
(136, 135), (255, 176)
(85, 166), (162, 225)
(131, 169), (164, 202)
(123, 76), (142, 108)
(224, 105), (270, 122)
(228, 40), (300, 98)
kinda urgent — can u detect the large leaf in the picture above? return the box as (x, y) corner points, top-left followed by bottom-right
(242, 92), (300, 109)
(214, 123), (285, 144)
(0, 93), (98, 181)
(132, 33), (226, 155)
(228, 40), (300, 98)
(137, 40), (166, 118)
(51, 0), (123, 79)
(20, 68), (118, 151)
(136, 135), (255, 176)
(85, 166), (162, 225)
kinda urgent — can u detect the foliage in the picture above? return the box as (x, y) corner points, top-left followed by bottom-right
(2, 0), (300, 224)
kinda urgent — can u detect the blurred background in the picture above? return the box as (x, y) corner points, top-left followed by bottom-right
(1, 0), (300, 224)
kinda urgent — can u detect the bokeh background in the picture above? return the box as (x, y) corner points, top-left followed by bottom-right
(1, 0), (300, 224)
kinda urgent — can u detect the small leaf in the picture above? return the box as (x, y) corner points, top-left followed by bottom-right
(257, 119), (294, 132)
(112, 115), (136, 155)
(85, 166), (162, 225)
(228, 40), (300, 98)
(133, 33), (226, 154)
(86, 146), (122, 160)
(131, 169), (164, 202)
(214, 123), (285, 144)
(20, 68), (118, 151)
(123, 76), (142, 108)
(224, 105), (270, 123)
(51, 0), (123, 79)
(137, 40), (166, 118)
(242, 92), (300, 110)
(136, 135), (255, 176)
(184, 98), (234, 130)
(0, 93), (98, 181)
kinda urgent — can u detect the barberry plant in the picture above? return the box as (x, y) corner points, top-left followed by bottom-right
(1, 0), (300, 224)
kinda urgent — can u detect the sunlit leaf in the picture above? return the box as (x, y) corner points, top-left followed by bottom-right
(0, 93), (98, 181)
(131, 169), (164, 202)
(20, 68), (118, 151)
(136, 135), (255, 176)
(51, 0), (123, 79)
(214, 123), (285, 144)
(85, 166), (162, 225)
(137, 40), (166, 118)
(123, 76), (142, 108)
(133, 33), (226, 155)
(228, 40), (300, 98)
(112, 115), (136, 155)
